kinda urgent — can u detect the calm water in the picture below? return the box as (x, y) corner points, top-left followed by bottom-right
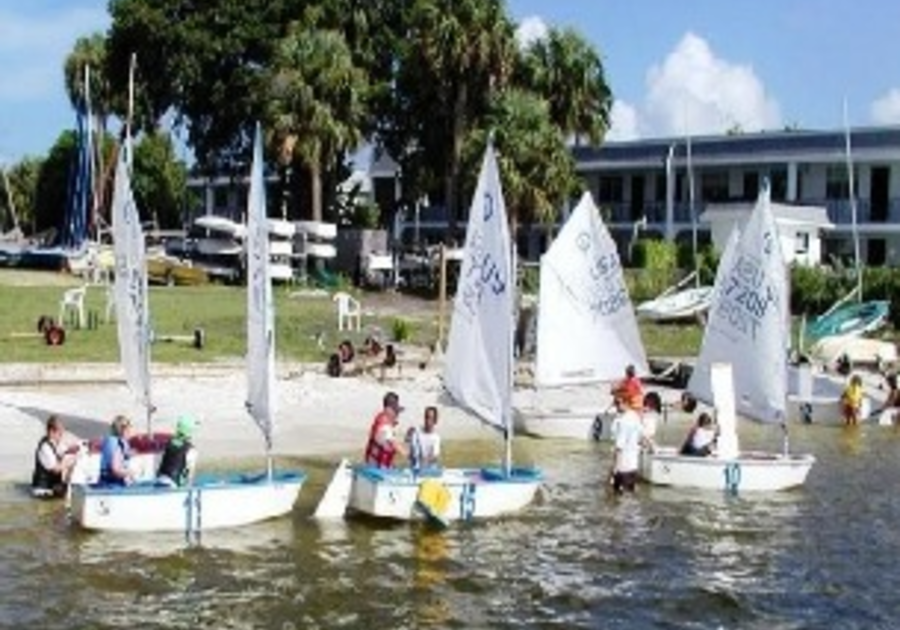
(2, 422), (900, 630)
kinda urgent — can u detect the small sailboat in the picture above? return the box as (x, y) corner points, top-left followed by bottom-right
(70, 124), (306, 532)
(515, 191), (649, 439)
(806, 106), (892, 354)
(315, 139), (542, 525)
(636, 135), (714, 322)
(641, 185), (815, 492)
(69, 133), (166, 486)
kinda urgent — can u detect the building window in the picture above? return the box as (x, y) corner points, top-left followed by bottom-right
(701, 171), (729, 202)
(743, 172), (759, 200)
(770, 168), (787, 201)
(826, 166), (857, 199)
(794, 231), (809, 255)
(598, 176), (623, 203)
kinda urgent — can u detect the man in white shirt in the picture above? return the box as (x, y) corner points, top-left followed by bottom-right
(610, 397), (643, 494)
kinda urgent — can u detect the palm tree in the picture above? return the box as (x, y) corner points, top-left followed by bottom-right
(267, 25), (368, 222)
(518, 27), (613, 146)
(464, 89), (577, 238)
(400, 0), (516, 233)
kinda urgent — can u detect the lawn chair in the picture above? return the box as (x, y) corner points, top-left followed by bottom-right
(59, 285), (88, 329)
(333, 291), (362, 331)
(104, 284), (116, 323)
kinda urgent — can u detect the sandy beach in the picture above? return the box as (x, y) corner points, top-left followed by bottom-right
(0, 358), (642, 483)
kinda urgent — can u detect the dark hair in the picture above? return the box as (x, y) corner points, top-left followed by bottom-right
(625, 364), (636, 378)
(643, 391), (662, 413)
(326, 353), (341, 377)
(46, 415), (63, 434)
(383, 391), (401, 409)
(681, 392), (698, 413)
(697, 412), (713, 427)
(383, 344), (397, 368)
(424, 405), (438, 422)
(338, 340), (355, 363)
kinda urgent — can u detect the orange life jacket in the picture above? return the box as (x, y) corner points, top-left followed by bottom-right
(364, 411), (397, 468)
(614, 376), (644, 410)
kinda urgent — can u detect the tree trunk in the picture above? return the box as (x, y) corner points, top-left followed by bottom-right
(446, 82), (468, 243)
(311, 161), (323, 223)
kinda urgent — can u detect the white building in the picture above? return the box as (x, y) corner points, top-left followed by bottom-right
(700, 202), (834, 267)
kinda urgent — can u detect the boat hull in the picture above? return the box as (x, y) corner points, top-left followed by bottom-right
(70, 472), (305, 532)
(640, 447), (815, 492)
(636, 287), (714, 322)
(514, 408), (611, 440)
(348, 466), (541, 523)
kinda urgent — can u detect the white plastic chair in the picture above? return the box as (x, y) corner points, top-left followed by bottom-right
(104, 284), (116, 323)
(333, 291), (362, 331)
(59, 285), (88, 329)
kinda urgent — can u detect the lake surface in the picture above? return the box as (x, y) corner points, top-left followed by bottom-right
(2, 421), (899, 629)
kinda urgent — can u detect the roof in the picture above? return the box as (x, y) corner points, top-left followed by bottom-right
(700, 202), (834, 229)
(574, 126), (900, 169)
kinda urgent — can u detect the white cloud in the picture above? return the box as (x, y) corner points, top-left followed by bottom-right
(515, 15), (549, 49)
(607, 100), (641, 141)
(0, 6), (109, 102)
(622, 32), (780, 139)
(871, 89), (900, 125)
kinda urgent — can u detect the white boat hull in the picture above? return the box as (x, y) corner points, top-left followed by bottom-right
(514, 408), (611, 440)
(348, 466), (541, 523)
(636, 286), (714, 322)
(70, 451), (161, 486)
(786, 366), (875, 425)
(70, 472), (305, 532)
(811, 335), (898, 368)
(640, 447), (815, 492)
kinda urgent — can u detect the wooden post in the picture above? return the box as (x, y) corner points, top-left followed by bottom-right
(437, 244), (447, 351)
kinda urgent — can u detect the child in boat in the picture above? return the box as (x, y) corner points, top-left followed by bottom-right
(156, 415), (199, 488)
(841, 374), (865, 426)
(680, 413), (717, 457)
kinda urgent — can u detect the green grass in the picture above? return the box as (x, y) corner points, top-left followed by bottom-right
(0, 284), (439, 364)
(0, 270), (714, 363)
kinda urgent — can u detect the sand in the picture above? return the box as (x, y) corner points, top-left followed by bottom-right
(0, 358), (617, 482)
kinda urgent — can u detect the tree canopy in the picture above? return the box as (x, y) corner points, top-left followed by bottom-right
(13, 0), (614, 237)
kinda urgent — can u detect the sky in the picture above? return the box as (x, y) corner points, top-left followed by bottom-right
(3, 0), (900, 165)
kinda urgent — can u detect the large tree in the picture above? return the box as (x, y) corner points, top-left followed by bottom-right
(266, 20), (368, 222)
(462, 89), (578, 235)
(516, 27), (613, 145)
(378, 0), (516, 233)
(132, 132), (191, 229)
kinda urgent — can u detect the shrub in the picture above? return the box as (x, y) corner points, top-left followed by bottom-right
(391, 317), (412, 342)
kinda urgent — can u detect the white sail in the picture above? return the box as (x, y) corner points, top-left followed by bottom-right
(443, 141), (513, 433)
(535, 191), (648, 386)
(245, 123), (275, 449)
(688, 186), (788, 424)
(111, 149), (151, 412)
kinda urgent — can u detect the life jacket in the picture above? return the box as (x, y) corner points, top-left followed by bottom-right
(99, 436), (131, 485)
(32, 437), (63, 492)
(364, 411), (397, 468)
(156, 441), (192, 486)
(614, 376), (644, 410)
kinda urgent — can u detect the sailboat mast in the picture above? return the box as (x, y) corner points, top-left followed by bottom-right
(687, 135), (699, 286)
(504, 242), (517, 476)
(843, 99), (862, 301)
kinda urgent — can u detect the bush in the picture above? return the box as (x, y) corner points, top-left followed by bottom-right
(391, 317), (412, 342)
(631, 238), (677, 271)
